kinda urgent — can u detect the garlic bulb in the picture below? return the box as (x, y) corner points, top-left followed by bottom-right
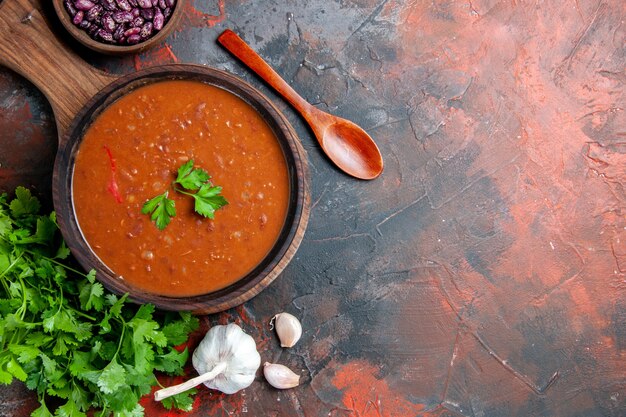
(270, 312), (302, 348)
(154, 323), (261, 400)
(263, 362), (300, 389)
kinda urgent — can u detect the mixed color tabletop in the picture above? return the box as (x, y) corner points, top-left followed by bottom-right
(1, 0), (625, 416)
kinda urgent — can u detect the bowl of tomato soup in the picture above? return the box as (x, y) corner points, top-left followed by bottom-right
(54, 65), (309, 313)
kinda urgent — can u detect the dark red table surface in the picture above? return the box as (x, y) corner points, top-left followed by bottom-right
(1, 0), (625, 416)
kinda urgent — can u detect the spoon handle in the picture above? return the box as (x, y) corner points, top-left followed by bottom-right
(218, 29), (314, 117)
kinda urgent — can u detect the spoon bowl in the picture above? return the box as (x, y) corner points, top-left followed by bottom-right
(319, 119), (384, 180)
(218, 29), (384, 180)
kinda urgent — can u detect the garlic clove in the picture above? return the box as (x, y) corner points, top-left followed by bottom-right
(263, 362), (300, 389)
(271, 312), (302, 348)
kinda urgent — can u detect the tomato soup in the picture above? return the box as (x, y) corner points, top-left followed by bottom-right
(72, 80), (290, 297)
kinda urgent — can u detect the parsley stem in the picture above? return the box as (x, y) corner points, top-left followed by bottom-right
(114, 320), (126, 360)
(172, 186), (196, 198)
(0, 252), (24, 283)
(98, 404), (109, 417)
(71, 308), (97, 321)
(19, 277), (27, 320)
(22, 249), (91, 278)
(0, 273), (9, 295)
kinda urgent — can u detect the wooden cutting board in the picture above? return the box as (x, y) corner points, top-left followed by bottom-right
(0, 0), (116, 140)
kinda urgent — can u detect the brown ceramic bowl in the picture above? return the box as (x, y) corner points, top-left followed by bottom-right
(0, 1), (310, 314)
(53, 65), (310, 314)
(52, 0), (184, 54)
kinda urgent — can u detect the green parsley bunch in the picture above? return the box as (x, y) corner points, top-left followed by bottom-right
(0, 187), (199, 417)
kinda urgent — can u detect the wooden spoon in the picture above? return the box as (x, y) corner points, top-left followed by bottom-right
(218, 29), (384, 180)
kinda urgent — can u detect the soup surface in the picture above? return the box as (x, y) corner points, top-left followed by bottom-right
(73, 80), (290, 297)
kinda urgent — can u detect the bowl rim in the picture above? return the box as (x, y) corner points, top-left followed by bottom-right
(52, 64), (310, 313)
(51, 0), (185, 55)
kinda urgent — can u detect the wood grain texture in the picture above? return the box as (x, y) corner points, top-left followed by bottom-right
(218, 29), (315, 116)
(0, 0), (115, 138)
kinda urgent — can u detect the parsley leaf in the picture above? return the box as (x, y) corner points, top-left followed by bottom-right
(161, 387), (197, 411)
(79, 278), (104, 312)
(9, 186), (40, 217)
(56, 400), (87, 417)
(153, 348), (189, 374)
(0, 213), (11, 237)
(35, 216), (57, 243)
(141, 192), (176, 231)
(97, 360), (126, 394)
(55, 241), (71, 259)
(174, 159), (210, 191)
(161, 312), (199, 345)
(114, 404), (144, 417)
(190, 184), (228, 219)
(6, 356), (27, 381)
(31, 403), (54, 417)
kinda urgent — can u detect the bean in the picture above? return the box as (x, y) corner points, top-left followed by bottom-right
(87, 23), (99, 36)
(74, 0), (95, 11)
(158, 0), (166, 9)
(101, 13), (117, 32)
(140, 21), (153, 38)
(128, 0), (138, 6)
(101, 0), (116, 11)
(113, 24), (126, 40)
(126, 221), (142, 238)
(153, 0), (160, 7)
(140, 8), (154, 19)
(64, 0), (77, 16)
(115, 0), (131, 11)
(131, 16), (144, 27)
(131, 7), (140, 17)
(162, 7), (171, 19)
(72, 10), (84, 25)
(113, 10), (133, 23)
(86, 5), (102, 21)
(137, 0), (152, 8)
(98, 29), (114, 42)
(165, 0), (175, 7)
(127, 34), (141, 44)
(153, 8), (163, 30)
(124, 26), (140, 37)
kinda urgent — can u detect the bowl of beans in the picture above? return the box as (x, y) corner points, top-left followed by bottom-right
(52, 0), (183, 54)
